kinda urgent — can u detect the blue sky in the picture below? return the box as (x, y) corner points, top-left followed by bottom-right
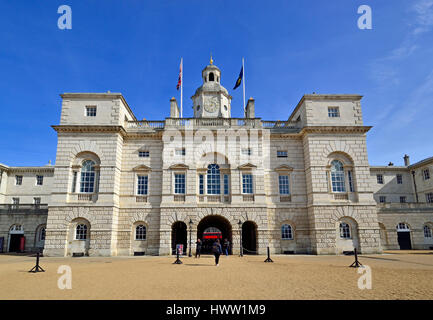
(0, 0), (432, 166)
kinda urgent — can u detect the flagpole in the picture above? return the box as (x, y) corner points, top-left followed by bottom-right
(180, 57), (183, 118)
(242, 57), (246, 117)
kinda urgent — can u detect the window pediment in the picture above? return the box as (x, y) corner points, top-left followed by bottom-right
(132, 165), (152, 172)
(169, 163), (189, 170)
(275, 165), (294, 172)
(238, 163), (257, 170)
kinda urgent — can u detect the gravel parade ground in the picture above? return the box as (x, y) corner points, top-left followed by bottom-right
(1, 251), (432, 300)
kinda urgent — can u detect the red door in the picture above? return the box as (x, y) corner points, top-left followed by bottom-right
(19, 236), (26, 252)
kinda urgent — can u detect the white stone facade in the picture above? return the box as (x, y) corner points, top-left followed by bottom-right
(1, 62), (432, 255)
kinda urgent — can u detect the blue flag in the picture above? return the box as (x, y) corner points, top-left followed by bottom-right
(233, 66), (243, 90)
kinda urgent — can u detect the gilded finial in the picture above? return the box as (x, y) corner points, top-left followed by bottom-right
(210, 53), (213, 65)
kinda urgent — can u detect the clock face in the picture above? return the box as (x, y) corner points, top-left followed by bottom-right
(204, 96), (219, 113)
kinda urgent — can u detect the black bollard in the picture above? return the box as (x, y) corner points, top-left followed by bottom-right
(264, 246), (274, 263)
(29, 251), (45, 273)
(349, 248), (363, 268)
(173, 250), (182, 264)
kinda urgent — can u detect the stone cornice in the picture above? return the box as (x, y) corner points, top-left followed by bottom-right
(52, 125), (127, 136)
(299, 126), (372, 135)
(6, 166), (54, 173)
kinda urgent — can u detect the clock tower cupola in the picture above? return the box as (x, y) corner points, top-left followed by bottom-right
(192, 57), (232, 118)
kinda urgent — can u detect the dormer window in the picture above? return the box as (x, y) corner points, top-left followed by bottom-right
(328, 107), (340, 118)
(209, 72), (215, 82)
(86, 106), (97, 117)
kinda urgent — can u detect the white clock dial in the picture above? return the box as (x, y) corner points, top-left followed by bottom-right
(204, 96), (219, 113)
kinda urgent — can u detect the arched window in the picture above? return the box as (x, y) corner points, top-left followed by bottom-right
(209, 72), (214, 82)
(76, 224), (88, 240)
(39, 227), (46, 241)
(424, 225), (432, 238)
(136, 225), (147, 240)
(281, 224), (293, 239)
(207, 164), (221, 194)
(80, 160), (96, 193)
(340, 222), (351, 239)
(331, 160), (346, 192)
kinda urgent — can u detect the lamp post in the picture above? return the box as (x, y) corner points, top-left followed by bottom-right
(238, 220), (243, 257)
(188, 219), (193, 257)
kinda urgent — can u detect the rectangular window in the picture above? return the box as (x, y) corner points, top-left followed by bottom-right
(279, 175), (290, 195)
(396, 174), (403, 184)
(379, 196), (386, 203)
(224, 174), (229, 195)
(80, 171), (95, 193)
(423, 169), (430, 180)
(328, 107), (340, 118)
(175, 148), (186, 156)
(277, 151), (288, 158)
(199, 174), (204, 195)
(13, 197), (19, 204)
(242, 174), (253, 194)
(15, 175), (23, 185)
(34, 197), (41, 205)
(86, 106), (97, 117)
(241, 148), (252, 156)
(331, 171), (346, 193)
(348, 170), (354, 192)
(137, 175), (148, 195)
(377, 174), (383, 184)
(36, 175), (44, 186)
(72, 171), (77, 193)
(400, 196), (406, 203)
(426, 193), (433, 203)
(138, 151), (150, 158)
(174, 173), (185, 194)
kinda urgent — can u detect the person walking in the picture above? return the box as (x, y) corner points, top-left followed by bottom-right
(195, 238), (202, 258)
(223, 238), (230, 256)
(212, 239), (222, 266)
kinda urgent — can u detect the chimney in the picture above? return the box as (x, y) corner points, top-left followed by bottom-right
(403, 154), (410, 166)
(170, 97), (180, 118)
(245, 97), (255, 118)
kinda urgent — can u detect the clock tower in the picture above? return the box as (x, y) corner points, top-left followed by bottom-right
(192, 57), (232, 118)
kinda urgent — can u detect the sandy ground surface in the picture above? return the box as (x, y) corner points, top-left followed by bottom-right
(0, 251), (432, 300)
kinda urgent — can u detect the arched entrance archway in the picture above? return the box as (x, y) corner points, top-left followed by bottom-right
(8, 224), (24, 252)
(396, 223), (412, 250)
(197, 216), (232, 254)
(172, 221), (187, 255)
(242, 221), (257, 255)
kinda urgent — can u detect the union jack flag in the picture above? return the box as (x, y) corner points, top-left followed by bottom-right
(176, 60), (182, 90)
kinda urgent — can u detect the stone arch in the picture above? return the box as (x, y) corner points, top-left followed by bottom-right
(131, 220), (148, 255)
(197, 214), (233, 254)
(330, 206), (361, 226)
(326, 151), (354, 167)
(67, 217), (91, 256)
(34, 224), (46, 250)
(322, 143), (356, 166)
(129, 212), (151, 226)
(71, 151), (101, 167)
(197, 151), (231, 168)
(335, 216), (360, 253)
(65, 207), (94, 227)
(69, 141), (105, 164)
